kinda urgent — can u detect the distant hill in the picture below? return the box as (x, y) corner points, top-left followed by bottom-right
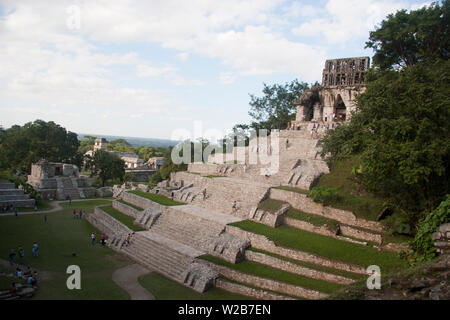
(78, 133), (179, 148)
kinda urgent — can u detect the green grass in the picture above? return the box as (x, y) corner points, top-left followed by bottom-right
(205, 175), (225, 178)
(274, 186), (310, 195)
(138, 272), (252, 300)
(0, 199), (131, 299)
(229, 220), (406, 272)
(257, 199), (286, 212)
(200, 255), (343, 295)
(0, 275), (26, 291)
(286, 208), (339, 228)
(100, 205), (145, 232)
(129, 190), (185, 206)
(314, 156), (385, 221)
(248, 248), (365, 281)
(116, 199), (144, 212)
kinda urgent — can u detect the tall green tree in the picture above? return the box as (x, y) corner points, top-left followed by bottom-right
(321, 60), (450, 214)
(0, 120), (80, 172)
(88, 150), (125, 187)
(366, 0), (450, 69)
(243, 79), (309, 131)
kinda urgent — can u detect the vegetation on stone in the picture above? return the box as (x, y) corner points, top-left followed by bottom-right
(100, 205), (146, 232)
(200, 254), (344, 294)
(128, 190), (185, 206)
(230, 220), (406, 272)
(320, 3), (450, 239)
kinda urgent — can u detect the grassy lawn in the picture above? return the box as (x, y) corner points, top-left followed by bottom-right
(248, 248), (365, 280)
(229, 220), (406, 272)
(116, 199), (144, 211)
(129, 190), (185, 206)
(138, 272), (252, 300)
(286, 208), (339, 228)
(274, 186), (310, 195)
(314, 156), (385, 221)
(205, 175), (225, 178)
(258, 199), (286, 212)
(100, 205), (146, 232)
(0, 199), (131, 299)
(200, 255), (343, 295)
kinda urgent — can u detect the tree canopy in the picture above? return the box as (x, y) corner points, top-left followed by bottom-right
(322, 40), (450, 215)
(86, 150), (125, 187)
(243, 79), (309, 131)
(0, 120), (80, 173)
(366, 0), (449, 69)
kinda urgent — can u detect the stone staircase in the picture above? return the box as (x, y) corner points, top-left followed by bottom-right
(149, 205), (238, 252)
(171, 173), (271, 218)
(120, 231), (200, 281)
(55, 177), (86, 200)
(0, 181), (35, 208)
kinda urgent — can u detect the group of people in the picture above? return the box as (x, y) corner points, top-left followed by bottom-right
(9, 242), (39, 266)
(13, 266), (38, 286)
(72, 209), (84, 219)
(91, 232), (107, 246)
(1, 204), (18, 216)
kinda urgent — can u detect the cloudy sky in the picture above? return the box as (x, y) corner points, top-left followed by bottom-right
(0, 0), (430, 140)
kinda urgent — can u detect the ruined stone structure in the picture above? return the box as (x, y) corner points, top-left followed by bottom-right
(293, 57), (369, 124)
(146, 157), (165, 170)
(82, 57), (409, 300)
(0, 180), (35, 208)
(27, 159), (96, 200)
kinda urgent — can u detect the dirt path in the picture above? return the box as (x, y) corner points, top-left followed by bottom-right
(112, 264), (155, 300)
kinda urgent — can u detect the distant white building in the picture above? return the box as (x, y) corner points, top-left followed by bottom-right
(84, 138), (144, 169)
(146, 157), (165, 170)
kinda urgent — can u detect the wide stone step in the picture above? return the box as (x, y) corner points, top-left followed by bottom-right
(215, 278), (295, 300)
(123, 243), (188, 273)
(0, 199), (35, 208)
(0, 189), (25, 196)
(0, 183), (15, 189)
(0, 195), (30, 201)
(120, 235), (193, 280)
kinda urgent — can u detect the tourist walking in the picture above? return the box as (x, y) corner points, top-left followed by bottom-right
(285, 139), (289, 149)
(32, 242), (39, 257)
(18, 246), (24, 265)
(101, 234), (106, 246)
(232, 201), (237, 213)
(79, 210), (83, 219)
(73, 209), (76, 219)
(91, 232), (96, 245)
(9, 249), (16, 265)
(14, 208), (18, 218)
(125, 234), (131, 246)
(44, 215), (47, 223)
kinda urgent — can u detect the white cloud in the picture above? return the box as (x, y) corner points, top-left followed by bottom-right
(176, 52), (189, 62)
(292, 0), (410, 44)
(219, 72), (237, 84)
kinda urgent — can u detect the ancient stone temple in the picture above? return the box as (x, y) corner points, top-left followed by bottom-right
(27, 159), (96, 200)
(292, 57), (369, 125)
